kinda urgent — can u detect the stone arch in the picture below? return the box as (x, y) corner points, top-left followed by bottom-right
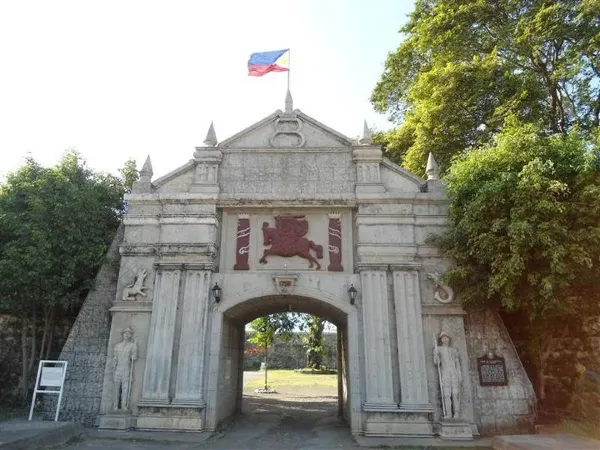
(204, 285), (362, 435)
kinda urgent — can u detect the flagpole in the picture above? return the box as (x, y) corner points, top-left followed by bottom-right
(287, 48), (291, 93)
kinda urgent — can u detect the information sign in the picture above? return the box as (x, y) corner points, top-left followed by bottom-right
(29, 360), (68, 421)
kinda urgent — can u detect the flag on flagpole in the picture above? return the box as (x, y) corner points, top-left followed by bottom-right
(248, 49), (289, 77)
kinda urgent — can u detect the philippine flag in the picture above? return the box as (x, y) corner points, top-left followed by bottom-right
(247, 49), (289, 77)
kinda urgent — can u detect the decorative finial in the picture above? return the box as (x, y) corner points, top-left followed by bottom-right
(204, 121), (217, 147)
(140, 155), (153, 179)
(285, 90), (293, 114)
(426, 152), (439, 180)
(359, 120), (372, 145)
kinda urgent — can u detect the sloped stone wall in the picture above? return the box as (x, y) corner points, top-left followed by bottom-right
(464, 310), (537, 435)
(54, 225), (123, 426)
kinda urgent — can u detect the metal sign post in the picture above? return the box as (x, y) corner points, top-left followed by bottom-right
(28, 360), (68, 421)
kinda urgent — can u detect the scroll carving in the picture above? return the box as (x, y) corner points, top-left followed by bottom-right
(234, 214), (250, 270)
(427, 272), (454, 303)
(327, 213), (343, 271)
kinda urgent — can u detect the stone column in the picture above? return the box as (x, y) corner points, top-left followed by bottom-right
(392, 267), (431, 410)
(360, 266), (395, 408)
(139, 267), (181, 404)
(172, 267), (212, 406)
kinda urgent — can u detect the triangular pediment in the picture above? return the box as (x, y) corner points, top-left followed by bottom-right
(218, 110), (354, 149)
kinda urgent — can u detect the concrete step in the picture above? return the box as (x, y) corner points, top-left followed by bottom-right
(0, 419), (83, 450)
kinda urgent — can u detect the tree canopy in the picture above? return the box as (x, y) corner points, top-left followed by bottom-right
(372, 0), (600, 176)
(430, 121), (600, 399)
(248, 313), (299, 389)
(0, 151), (137, 398)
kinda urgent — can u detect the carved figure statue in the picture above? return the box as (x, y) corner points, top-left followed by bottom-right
(427, 272), (454, 303)
(259, 215), (323, 269)
(122, 269), (148, 301)
(433, 331), (462, 419)
(112, 327), (138, 411)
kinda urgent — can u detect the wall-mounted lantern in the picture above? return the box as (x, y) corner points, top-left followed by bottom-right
(212, 282), (222, 303)
(348, 284), (357, 305)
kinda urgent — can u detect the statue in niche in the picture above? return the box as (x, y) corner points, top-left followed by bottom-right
(122, 269), (149, 301)
(112, 327), (138, 411)
(433, 331), (462, 419)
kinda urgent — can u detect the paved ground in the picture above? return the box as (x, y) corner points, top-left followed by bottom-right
(54, 391), (356, 450)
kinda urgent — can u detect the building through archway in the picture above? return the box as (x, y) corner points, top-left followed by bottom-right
(58, 93), (537, 439)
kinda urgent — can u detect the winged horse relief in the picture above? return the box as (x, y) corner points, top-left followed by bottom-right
(259, 215), (324, 270)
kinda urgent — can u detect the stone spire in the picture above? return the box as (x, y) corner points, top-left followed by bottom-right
(426, 152), (439, 180)
(132, 155), (153, 193)
(203, 122), (217, 147)
(284, 89), (293, 114)
(139, 155), (153, 180)
(359, 120), (373, 145)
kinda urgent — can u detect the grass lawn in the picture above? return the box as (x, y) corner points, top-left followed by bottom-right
(243, 369), (337, 393)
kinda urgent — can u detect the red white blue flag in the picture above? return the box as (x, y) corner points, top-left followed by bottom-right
(248, 49), (289, 77)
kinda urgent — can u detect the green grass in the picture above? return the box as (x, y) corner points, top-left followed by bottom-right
(244, 369), (337, 391)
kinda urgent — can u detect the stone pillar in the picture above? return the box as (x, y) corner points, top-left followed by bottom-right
(172, 268), (212, 406)
(392, 267), (432, 411)
(139, 267), (181, 404)
(360, 266), (395, 408)
(353, 147), (385, 195)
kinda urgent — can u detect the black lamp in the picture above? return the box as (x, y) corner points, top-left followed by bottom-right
(348, 284), (357, 305)
(212, 282), (222, 303)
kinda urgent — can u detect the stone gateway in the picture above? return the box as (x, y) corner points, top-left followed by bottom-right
(57, 93), (536, 438)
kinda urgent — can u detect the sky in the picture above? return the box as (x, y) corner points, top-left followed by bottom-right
(0, 0), (414, 181)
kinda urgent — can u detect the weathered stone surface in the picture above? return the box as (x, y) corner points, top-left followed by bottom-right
(58, 99), (536, 439)
(55, 225), (124, 426)
(464, 310), (536, 435)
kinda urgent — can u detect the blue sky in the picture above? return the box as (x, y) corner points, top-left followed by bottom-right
(0, 0), (414, 180)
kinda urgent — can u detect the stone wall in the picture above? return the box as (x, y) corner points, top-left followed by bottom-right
(53, 225), (123, 426)
(244, 332), (338, 371)
(464, 310), (536, 435)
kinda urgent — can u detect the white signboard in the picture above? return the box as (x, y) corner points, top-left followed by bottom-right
(29, 360), (68, 422)
(41, 367), (64, 387)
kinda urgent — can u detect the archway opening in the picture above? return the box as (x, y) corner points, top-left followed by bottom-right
(214, 295), (351, 430)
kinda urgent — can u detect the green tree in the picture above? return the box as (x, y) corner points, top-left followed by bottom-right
(372, 0), (600, 176)
(0, 151), (134, 400)
(248, 313), (299, 390)
(431, 121), (600, 401)
(303, 315), (325, 370)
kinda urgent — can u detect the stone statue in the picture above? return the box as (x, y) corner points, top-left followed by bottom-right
(433, 331), (462, 419)
(122, 269), (149, 301)
(112, 327), (138, 411)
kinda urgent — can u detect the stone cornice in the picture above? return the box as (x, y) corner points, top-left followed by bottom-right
(421, 304), (466, 315)
(110, 302), (153, 313)
(153, 261), (218, 272)
(119, 243), (218, 257)
(389, 263), (422, 272)
(357, 263), (390, 272)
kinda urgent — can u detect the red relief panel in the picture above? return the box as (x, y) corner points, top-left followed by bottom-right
(233, 215), (250, 270)
(327, 213), (343, 272)
(259, 215), (324, 270)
